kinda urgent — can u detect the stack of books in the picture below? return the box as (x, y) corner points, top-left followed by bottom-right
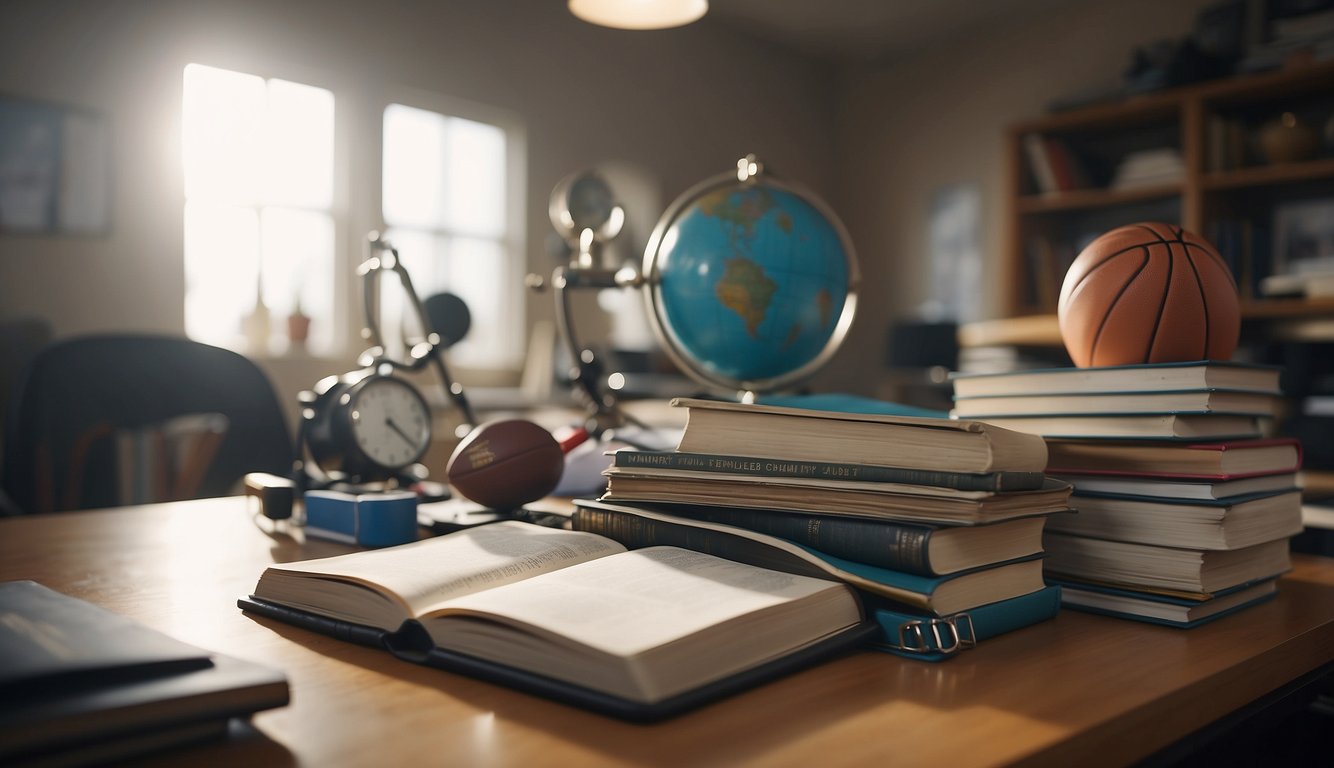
(951, 361), (1303, 628)
(572, 397), (1074, 660)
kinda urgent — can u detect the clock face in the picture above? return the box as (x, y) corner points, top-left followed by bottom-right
(348, 376), (431, 470)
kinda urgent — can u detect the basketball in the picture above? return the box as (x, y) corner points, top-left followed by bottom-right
(1057, 222), (1239, 368)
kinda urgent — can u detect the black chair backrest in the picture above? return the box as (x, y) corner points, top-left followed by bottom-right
(2, 334), (293, 514)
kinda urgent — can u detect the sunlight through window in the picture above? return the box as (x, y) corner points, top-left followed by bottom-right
(382, 103), (519, 369)
(182, 63), (336, 355)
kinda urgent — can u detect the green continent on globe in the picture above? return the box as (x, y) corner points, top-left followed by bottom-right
(715, 256), (777, 336)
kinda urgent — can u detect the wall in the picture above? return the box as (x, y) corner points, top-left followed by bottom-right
(0, 0), (1225, 406)
(823, 0), (1216, 392)
(0, 0), (836, 413)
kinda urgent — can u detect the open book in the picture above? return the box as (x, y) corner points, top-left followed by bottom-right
(240, 522), (867, 720)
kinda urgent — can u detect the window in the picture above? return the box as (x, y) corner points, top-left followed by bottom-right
(381, 103), (522, 370)
(182, 64), (336, 355)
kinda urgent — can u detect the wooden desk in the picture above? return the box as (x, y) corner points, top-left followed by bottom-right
(3, 498), (1332, 767)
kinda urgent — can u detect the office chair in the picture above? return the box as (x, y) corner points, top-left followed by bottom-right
(1, 334), (294, 514)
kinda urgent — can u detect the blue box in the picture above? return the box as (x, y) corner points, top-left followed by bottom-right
(304, 490), (419, 548)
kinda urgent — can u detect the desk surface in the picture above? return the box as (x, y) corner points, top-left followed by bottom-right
(3, 497), (1332, 767)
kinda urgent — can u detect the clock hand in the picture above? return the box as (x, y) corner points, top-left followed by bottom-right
(385, 417), (417, 447)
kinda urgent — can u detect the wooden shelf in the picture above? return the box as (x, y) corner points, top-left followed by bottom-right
(1201, 157), (1334, 191)
(960, 299), (1334, 349)
(1016, 183), (1182, 214)
(1004, 61), (1334, 322)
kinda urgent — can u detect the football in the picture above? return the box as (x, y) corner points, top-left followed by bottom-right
(445, 419), (565, 510)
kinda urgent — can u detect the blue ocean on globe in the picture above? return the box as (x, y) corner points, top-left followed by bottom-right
(655, 185), (850, 386)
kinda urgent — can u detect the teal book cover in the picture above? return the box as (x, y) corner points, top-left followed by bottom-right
(867, 585), (1062, 661)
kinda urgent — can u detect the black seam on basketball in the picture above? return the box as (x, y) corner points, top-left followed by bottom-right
(1181, 241), (1236, 285)
(1182, 243), (1210, 359)
(1090, 246), (1151, 365)
(1065, 241), (1156, 299)
(1135, 223), (1171, 244)
(1146, 242), (1173, 362)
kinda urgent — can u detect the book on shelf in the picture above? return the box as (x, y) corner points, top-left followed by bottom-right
(670, 398), (1049, 474)
(1043, 533), (1291, 597)
(579, 499), (1048, 577)
(950, 361), (1282, 399)
(951, 388), (1283, 418)
(1043, 137), (1091, 190)
(971, 412), (1262, 441)
(610, 450), (1047, 492)
(601, 470), (1073, 526)
(1047, 489), (1304, 550)
(1049, 471), (1299, 501)
(867, 585), (1062, 661)
(1055, 578), (1278, 629)
(240, 521), (870, 721)
(572, 500), (1048, 617)
(1023, 133), (1059, 194)
(0, 581), (289, 767)
(1044, 438), (1302, 478)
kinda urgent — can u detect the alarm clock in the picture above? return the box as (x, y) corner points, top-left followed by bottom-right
(300, 367), (432, 483)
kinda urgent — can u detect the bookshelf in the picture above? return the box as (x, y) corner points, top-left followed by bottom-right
(996, 59), (1334, 324)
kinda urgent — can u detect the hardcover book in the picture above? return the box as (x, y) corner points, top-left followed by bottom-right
(572, 500), (1048, 616)
(1046, 489), (1303, 550)
(586, 499), (1049, 576)
(951, 388), (1282, 418)
(600, 470), (1073, 526)
(0, 581), (289, 766)
(867, 585), (1062, 661)
(973, 412), (1262, 441)
(610, 450), (1047, 492)
(240, 521), (869, 721)
(1048, 472), (1298, 501)
(1043, 534), (1291, 596)
(949, 361), (1281, 399)
(1043, 438), (1302, 478)
(669, 398), (1049, 474)
(1055, 578), (1278, 628)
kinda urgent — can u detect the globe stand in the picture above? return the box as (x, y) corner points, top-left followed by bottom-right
(530, 171), (648, 437)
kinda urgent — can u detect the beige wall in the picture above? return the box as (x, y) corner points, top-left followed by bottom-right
(0, 0), (835, 409)
(822, 0), (1215, 391)
(1, 0), (1218, 404)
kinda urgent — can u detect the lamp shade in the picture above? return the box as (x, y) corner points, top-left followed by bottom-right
(568, 0), (708, 30)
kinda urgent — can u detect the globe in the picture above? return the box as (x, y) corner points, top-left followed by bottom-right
(643, 158), (858, 393)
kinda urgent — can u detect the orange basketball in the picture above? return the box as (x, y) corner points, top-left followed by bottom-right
(1057, 222), (1239, 368)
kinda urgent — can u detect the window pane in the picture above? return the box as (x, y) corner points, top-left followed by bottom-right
(264, 79), (333, 209)
(261, 207), (335, 354)
(445, 236), (520, 369)
(383, 104), (446, 228)
(182, 64), (264, 204)
(184, 201), (259, 347)
(444, 117), (505, 237)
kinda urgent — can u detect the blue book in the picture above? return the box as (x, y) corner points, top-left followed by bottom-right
(868, 585), (1062, 662)
(1054, 578), (1279, 628)
(573, 499), (1047, 616)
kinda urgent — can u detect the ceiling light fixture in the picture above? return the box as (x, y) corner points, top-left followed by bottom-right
(568, 0), (708, 30)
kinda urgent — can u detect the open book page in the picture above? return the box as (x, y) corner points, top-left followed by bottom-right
(424, 547), (858, 658)
(257, 522), (625, 626)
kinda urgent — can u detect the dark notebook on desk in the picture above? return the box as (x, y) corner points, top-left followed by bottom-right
(0, 580), (289, 767)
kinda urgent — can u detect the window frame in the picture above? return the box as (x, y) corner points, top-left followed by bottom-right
(373, 87), (529, 374)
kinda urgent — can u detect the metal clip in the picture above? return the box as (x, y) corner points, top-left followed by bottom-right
(895, 616), (969, 656)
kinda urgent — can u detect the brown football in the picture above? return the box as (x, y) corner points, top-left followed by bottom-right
(445, 419), (565, 510)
